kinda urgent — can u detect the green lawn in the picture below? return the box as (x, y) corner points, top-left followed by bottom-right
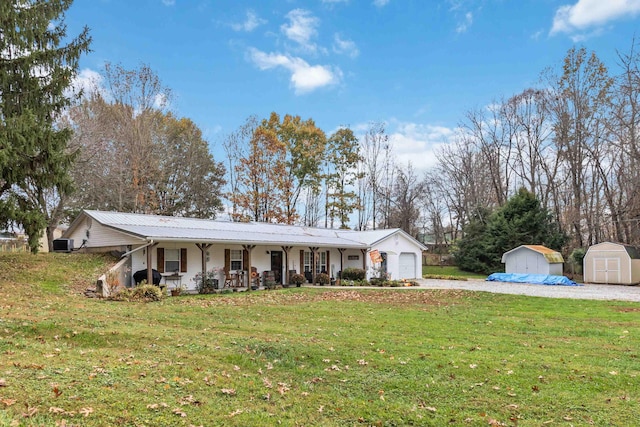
(1, 253), (639, 426)
(423, 265), (488, 279)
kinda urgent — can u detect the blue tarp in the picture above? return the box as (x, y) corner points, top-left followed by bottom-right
(486, 273), (581, 286)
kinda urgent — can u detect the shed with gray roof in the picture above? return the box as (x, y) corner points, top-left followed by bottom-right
(583, 242), (640, 285)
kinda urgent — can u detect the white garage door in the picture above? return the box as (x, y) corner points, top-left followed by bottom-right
(399, 253), (416, 279)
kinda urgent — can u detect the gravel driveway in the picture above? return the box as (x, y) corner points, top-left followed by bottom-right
(415, 278), (640, 302)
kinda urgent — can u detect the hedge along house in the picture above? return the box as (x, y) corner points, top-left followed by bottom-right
(583, 242), (640, 285)
(62, 210), (426, 294)
(501, 245), (564, 275)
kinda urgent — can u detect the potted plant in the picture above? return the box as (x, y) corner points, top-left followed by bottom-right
(289, 273), (306, 287)
(170, 283), (186, 296)
(315, 273), (330, 286)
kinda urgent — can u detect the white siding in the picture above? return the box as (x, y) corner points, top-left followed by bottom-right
(503, 248), (564, 275)
(370, 232), (423, 280)
(66, 217), (144, 250)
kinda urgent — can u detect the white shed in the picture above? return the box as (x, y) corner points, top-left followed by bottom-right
(501, 245), (564, 275)
(583, 242), (640, 285)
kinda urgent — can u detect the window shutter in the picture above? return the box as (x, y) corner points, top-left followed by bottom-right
(326, 250), (330, 275)
(157, 248), (165, 273)
(243, 249), (249, 271)
(225, 249), (230, 271)
(300, 250), (304, 272)
(180, 248), (188, 273)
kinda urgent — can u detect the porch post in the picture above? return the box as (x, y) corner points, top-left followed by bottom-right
(196, 243), (212, 289)
(360, 248), (367, 271)
(243, 244), (256, 290)
(338, 248), (346, 280)
(309, 246), (319, 284)
(147, 242), (158, 285)
(282, 246), (292, 285)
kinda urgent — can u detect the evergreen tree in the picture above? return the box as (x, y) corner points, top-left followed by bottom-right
(453, 206), (494, 274)
(455, 189), (567, 274)
(0, 0), (91, 252)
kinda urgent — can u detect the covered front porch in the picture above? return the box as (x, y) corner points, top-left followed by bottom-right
(125, 241), (369, 294)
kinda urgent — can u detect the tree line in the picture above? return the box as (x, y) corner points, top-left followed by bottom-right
(4, 1), (640, 262)
(426, 44), (640, 258)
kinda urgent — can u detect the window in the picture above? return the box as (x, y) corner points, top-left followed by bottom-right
(165, 249), (180, 273)
(304, 251), (327, 274)
(230, 249), (243, 271)
(347, 255), (359, 260)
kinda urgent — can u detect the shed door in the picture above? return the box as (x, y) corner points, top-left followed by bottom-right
(593, 258), (620, 284)
(399, 253), (416, 279)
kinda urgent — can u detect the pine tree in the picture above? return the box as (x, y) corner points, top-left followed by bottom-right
(454, 189), (567, 274)
(0, 0), (91, 252)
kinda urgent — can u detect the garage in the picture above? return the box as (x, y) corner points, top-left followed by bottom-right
(398, 252), (416, 279)
(584, 242), (640, 285)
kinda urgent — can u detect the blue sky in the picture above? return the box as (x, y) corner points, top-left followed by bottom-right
(65, 0), (640, 170)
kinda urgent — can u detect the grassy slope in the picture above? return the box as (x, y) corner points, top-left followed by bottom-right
(0, 253), (639, 426)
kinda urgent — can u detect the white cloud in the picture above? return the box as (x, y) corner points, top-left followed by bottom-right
(231, 10), (266, 32)
(161, 0), (175, 6)
(456, 11), (473, 33)
(248, 48), (342, 94)
(69, 68), (104, 98)
(387, 122), (457, 172)
(551, 0), (640, 36)
(373, 0), (390, 7)
(281, 9), (320, 52)
(333, 33), (359, 58)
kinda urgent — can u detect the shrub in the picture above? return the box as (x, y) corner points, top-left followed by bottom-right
(341, 268), (365, 280)
(315, 273), (330, 285)
(194, 269), (219, 294)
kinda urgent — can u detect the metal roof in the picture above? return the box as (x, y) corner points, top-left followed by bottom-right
(502, 245), (564, 263)
(72, 210), (418, 249)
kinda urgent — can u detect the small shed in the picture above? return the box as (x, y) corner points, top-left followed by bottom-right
(583, 242), (640, 285)
(501, 245), (564, 275)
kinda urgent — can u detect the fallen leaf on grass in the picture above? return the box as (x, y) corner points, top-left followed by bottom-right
(2, 399), (17, 407)
(0, 378), (6, 387)
(22, 407), (38, 418)
(52, 385), (62, 398)
(79, 407), (94, 417)
(49, 407), (65, 414)
(277, 383), (290, 395)
(221, 388), (236, 396)
(146, 402), (169, 410)
(172, 408), (187, 417)
(228, 409), (243, 417)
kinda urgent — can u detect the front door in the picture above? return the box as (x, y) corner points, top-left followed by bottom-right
(271, 251), (283, 284)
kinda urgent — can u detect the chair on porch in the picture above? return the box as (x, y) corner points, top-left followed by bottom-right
(223, 269), (234, 288)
